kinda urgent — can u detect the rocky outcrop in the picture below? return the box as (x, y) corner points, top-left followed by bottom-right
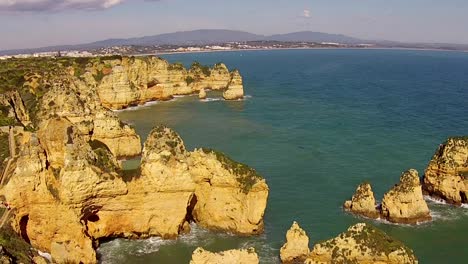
(223, 70), (244, 100)
(82, 57), (244, 109)
(344, 169), (431, 224)
(198, 88), (207, 99)
(343, 182), (379, 219)
(35, 76), (141, 159)
(306, 223), (418, 264)
(280, 221), (310, 263)
(190, 247), (259, 264)
(0, 90), (31, 127)
(189, 148), (268, 234)
(381, 169), (431, 224)
(0, 122), (268, 263)
(423, 137), (468, 205)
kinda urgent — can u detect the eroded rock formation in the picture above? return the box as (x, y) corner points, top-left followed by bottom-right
(280, 221), (310, 263)
(344, 169), (431, 224)
(306, 223), (418, 264)
(0, 121), (268, 263)
(279, 222), (418, 264)
(223, 70), (244, 100)
(190, 247), (259, 264)
(423, 137), (468, 205)
(81, 57), (244, 109)
(0, 56), (256, 263)
(381, 169), (431, 224)
(343, 182), (379, 219)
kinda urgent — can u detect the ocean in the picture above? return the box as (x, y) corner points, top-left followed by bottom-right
(99, 49), (468, 263)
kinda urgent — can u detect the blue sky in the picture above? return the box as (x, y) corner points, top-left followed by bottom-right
(0, 0), (467, 50)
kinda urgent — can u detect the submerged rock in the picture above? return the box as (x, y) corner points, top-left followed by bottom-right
(343, 182), (379, 219)
(306, 223), (418, 264)
(423, 137), (468, 205)
(381, 169), (431, 224)
(280, 221), (310, 263)
(190, 247), (259, 264)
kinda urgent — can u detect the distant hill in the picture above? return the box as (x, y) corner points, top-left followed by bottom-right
(90, 29), (265, 46)
(267, 31), (364, 44)
(1, 29), (467, 55)
(0, 29), (368, 55)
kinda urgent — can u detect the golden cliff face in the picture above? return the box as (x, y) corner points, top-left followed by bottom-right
(84, 57), (245, 109)
(381, 169), (431, 224)
(343, 182), (379, 219)
(0, 122), (268, 263)
(423, 137), (468, 205)
(36, 77), (142, 159)
(0, 56), (252, 263)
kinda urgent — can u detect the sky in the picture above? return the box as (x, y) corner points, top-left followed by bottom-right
(0, 0), (468, 50)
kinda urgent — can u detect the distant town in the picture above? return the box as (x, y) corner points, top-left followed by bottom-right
(0, 41), (377, 59)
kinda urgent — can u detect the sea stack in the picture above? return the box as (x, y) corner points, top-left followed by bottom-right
(280, 221), (310, 263)
(198, 88), (207, 99)
(343, 182), (380, 218)
(344, 169), (431, 224)
(423, 137), (468, 205)
(223, 70), (244, 100)
(381, 169), (431, 224)
(190, 247), (259, 264)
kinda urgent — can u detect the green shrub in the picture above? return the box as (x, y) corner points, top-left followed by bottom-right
(185, 76), (195, 85)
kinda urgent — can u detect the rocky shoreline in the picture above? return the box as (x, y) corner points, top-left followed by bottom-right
(0, 56), (263, 263)
(0, 55), (466, 263)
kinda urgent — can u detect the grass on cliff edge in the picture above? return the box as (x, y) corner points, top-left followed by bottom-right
(201, 148), (263, 193)
(319, 224), (416, 261)
(0, 133), (9, 173)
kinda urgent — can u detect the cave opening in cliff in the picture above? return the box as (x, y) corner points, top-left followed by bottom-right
(87, 213), (100, 222)
(460, 191), (467, 204)
(185, 194), (198, 223)
(19, 215), (30, 244)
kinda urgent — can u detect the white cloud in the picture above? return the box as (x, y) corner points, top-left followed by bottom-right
(0, 0), (126, 11)
(302, 9), (311, 18)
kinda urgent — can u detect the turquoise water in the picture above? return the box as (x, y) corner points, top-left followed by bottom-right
(99, 49), (468, 263)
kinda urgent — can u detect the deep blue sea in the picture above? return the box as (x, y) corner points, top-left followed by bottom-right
(99, 49), (468, 263)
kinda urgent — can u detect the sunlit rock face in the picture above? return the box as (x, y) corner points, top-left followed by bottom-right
(306, 223), (419, 264)
(190, 247), (259, 264)
(0, 124), (268, 263)
(423, 137), (468, 206)
(86, 57), (244, 109)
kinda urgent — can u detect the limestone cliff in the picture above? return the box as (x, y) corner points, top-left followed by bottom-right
(35, 76), (141, 159)
(381, 169), (431, 224)
(190, 247), (259, 264)
(343, 182), (379, 219)
(423, 137), (468, 205)
(0, 90), (31, 127)
(189, 148), (269, 235)
(0, 122), (268, 263)
(280, 221), (310, 263)
(223, 70), (244, 100)
(82, 57), (244, 109)
(344, 170), (431, 224)
(306, 223), (418, 264)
